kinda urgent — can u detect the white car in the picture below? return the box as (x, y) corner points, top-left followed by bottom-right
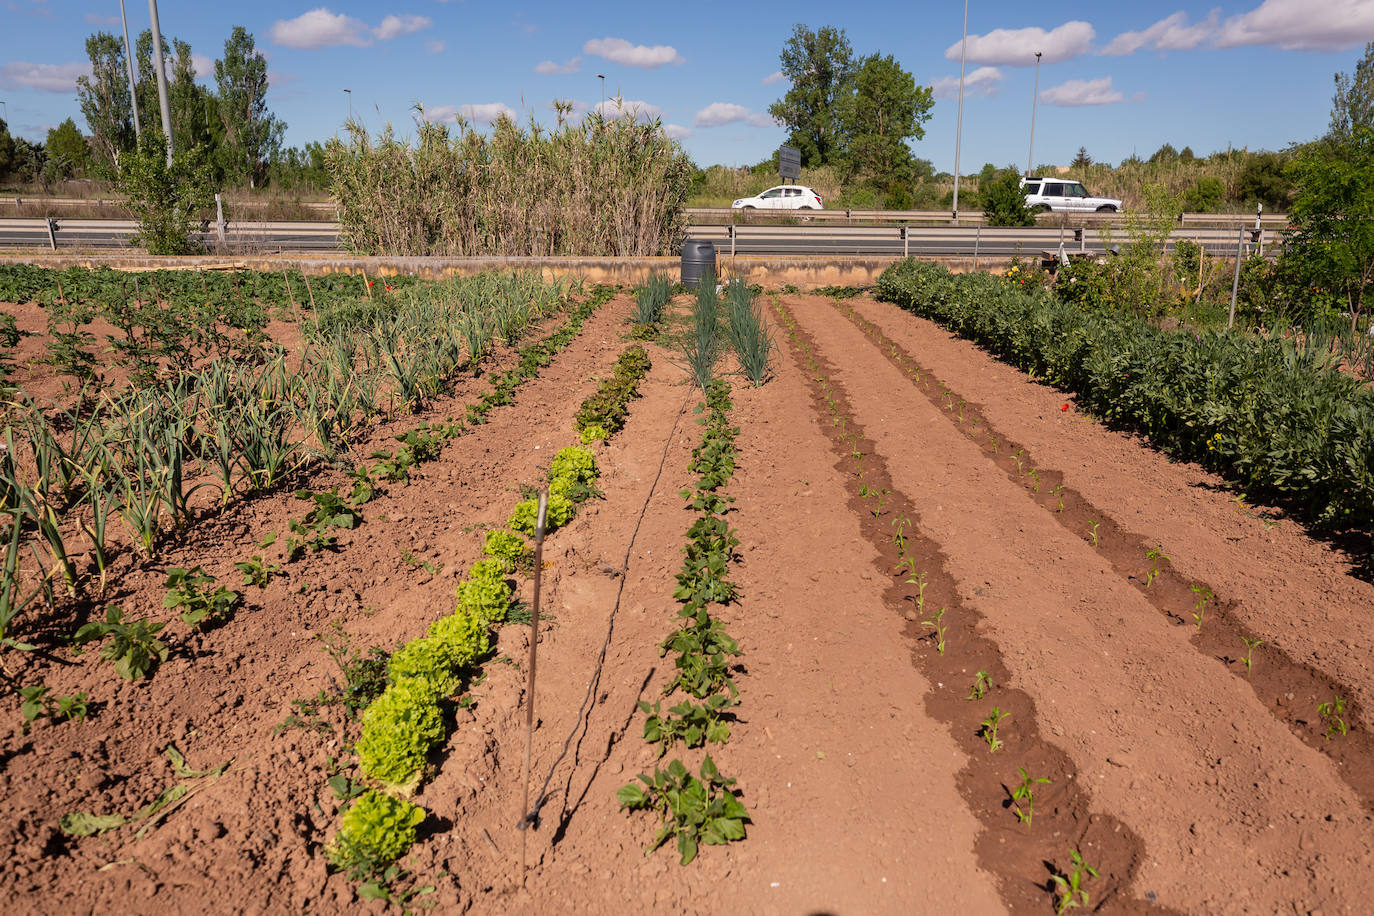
(731, 185), (824, 210)
(1020, 176), (1121, 213)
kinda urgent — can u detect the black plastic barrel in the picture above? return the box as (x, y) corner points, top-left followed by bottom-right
(680, 240), (716, 288)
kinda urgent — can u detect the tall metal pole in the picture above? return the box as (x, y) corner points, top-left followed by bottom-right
(147, 0), (173, 165)
(119, 0), (141, 141)
(951, 0), (969, 221)
(597, 74), (605, 114)
(343, 87), (352, 120)
(1026, 51), (1042, 176)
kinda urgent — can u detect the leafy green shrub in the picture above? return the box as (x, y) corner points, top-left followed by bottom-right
(981, 168), (1035, 227)
(356, 678), (447, 785)
(118, 132), (214, 256)
(427, 611), (491, 665)
(1183, 177), (1225, 212)
(483, 528), (529, 572)
(551, 445), (598, 485)
(386, 638), (464, 697)
(454, 559), (512, 627)
(579, 423), (609, 444)
(508, 493), (574, 535)
(163, 566), (240, 629)
(874, 258), (1374, 530)
(326, 790), (426, 880)
(574, 346), (651, 437)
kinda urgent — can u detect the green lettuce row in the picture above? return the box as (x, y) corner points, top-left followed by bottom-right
(575, 344), (653, 440)
(874, 258), (1374, 531)
(326, 789), (426, 881)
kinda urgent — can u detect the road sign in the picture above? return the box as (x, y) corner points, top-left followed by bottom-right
(779, 145), (801, 181)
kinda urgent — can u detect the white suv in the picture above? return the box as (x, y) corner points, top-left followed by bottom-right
(1020, 177), (1121, 213)
(732, 185), (824, 210)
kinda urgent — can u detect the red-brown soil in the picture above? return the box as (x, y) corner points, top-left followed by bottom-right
(2, 288), (1372, 914)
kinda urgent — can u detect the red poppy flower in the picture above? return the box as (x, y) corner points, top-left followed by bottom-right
(385, 285), (394, 291)
(367, 280), (374, 287)
(1061, 404), (1070, 412)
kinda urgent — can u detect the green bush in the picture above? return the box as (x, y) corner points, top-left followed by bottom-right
(427, 611), (491, 664)
(327, 790), (425, 880)
(981, 168), (1034, 227)
(875, 258), (1374, 530)
(118, 132), (214, 256)
(483, 528), (529, 571)
(356, 678), (447, 785)
(454, 558), (512, 627)
(551, 445), (598, 485)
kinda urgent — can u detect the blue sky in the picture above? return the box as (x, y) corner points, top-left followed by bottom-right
(4, 0), (1374, 175)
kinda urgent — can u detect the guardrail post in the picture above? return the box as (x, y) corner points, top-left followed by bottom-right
(215, 193), (226, 247)
(901, 225), (908, 259)
(46, 217), (57, 250)
(973, 224), (981, 271)
(728, 223), (736, 258)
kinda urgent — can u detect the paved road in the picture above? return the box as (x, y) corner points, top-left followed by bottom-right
(0, 217), (1273, 259)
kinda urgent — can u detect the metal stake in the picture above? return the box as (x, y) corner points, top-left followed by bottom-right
(519, 493), (549, 885)
(1228, 225), (1244, 330)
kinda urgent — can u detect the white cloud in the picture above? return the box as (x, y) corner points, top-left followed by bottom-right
(372, 14), (431, 41)
(0, 61), (90, 92)
(271, 8), (370, 49)
(762, 70), (785, 85)
(692, 102), (775, 128)
(191, 54), (215, 79)
(594, 98), (663, 121)
(945, 21), (1095, 65)
(1102, 10), (1219, 56)
(271, 8), (431, 49)
(1041, 76), (1126, 106)
(1215, 0), (1374, 51)
(583, 37), (684, 69)
(535, 57), (580, 75)
(931, 66), (1004, 99)
(420, 103), (517, 125)
(425, 40), (445, 55)
(664, 124), (693, 140)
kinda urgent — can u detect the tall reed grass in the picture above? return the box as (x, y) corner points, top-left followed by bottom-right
(326, 112), (692, 257)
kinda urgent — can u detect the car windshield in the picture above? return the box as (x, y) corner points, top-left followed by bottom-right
(1064, 184), (1088, 198)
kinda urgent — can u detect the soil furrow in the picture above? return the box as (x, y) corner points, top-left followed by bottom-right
(829, 295), (1374, 811)
(780, 293), (1374, 913)
(774, 298), (1153, 914)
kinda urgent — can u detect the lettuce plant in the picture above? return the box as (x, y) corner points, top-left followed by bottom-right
(327, 790), (426, 880)
(356, 679), (446, 786)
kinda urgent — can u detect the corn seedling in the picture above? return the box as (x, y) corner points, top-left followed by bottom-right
(1011, 767), (1051, 827)
(1240, 636), (1264, 674)
(967, 670), (993, 701)
(981, 707), (1008, 753)
(1087, 520), (1100, 548)
(907, 571), (929, 609)
(1318, 696), (1349, 740)
(1052, 849), (1099, 914)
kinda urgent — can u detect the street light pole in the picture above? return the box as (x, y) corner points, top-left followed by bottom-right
(343, 87), (352, 121)
(1027, 51), (1042, 176)
(596, 74), (605, 116)
(951, 0), (969, 221)
(147, 0), (174, 165)
(119, 0), (141, 141)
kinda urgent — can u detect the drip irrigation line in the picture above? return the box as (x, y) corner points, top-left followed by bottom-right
(518, 389), (693, 832)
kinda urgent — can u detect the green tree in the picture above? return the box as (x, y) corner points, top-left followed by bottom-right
(118, 131), (213, 255)
(1330, 42), (1374, 140)
(834, 54), (933, 185)
(76, 32), (135, 175)
(1071, 146), (1092, 170)
(45, 119), (90, 180)
(215, 26), (284, 188)
(1284, 127), (1374, 331)
(767, 24), (856, 167)
(1183, 176), (1224, 212)
(1148, 142), (1178, 164)
(0, 118), (15, 180)
(982, 167), (1034, 227)
(1234, 151), (1292, 210)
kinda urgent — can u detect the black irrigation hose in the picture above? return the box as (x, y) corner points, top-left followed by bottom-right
(518, 390), (693, 831)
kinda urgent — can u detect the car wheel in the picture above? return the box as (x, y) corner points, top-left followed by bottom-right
(1032, 205), (1051, 214)
(741, 205), (756, 210)
(1096, 205), (1118, 213)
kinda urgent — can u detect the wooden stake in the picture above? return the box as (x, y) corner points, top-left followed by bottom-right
(301, 267), (317, 311)
(361, 269), (373, 301)
(519, 492), (549, 887)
